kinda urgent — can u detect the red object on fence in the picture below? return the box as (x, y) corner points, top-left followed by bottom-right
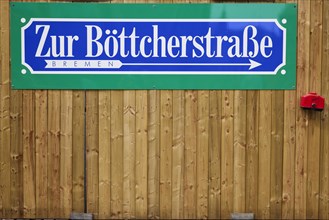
(300, 92), (325, 111)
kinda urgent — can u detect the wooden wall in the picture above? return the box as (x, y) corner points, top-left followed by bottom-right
(0, 0), (328, 219)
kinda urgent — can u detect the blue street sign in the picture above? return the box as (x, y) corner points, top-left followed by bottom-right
(11, 3), (297, 89)
(22, 19), (285, 75)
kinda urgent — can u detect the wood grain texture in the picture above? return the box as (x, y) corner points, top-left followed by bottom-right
(270, 1), (284, 218)
(307, 1), (322, 219)
(35, 90), (48, 218)
(34, 0), (50, 216)
(270, 90), (284, 219)
(282, 4), (297, 217)
(320, 1), (329, 219)
(282, 89), (296, 219)
(123, 90), (136, 218)
(197, 91), (209, 219)
(208, 91), (221, 219)
(86, 91), (99, 217)
(147, 90), (160, 219)
(295, 0), (310, 218)
(258, 91), (271, 219)
(221, 90), (234, 219)
(233, 90), (246, 213)
(0, 0), (2, 214)
(184, 91), (197, 219)
(23, 91), (36, 218)
(72, 91), (85, 213)
(0, 0), (11, 217)
(47, 91), (61, 217)
(135, 90), (148, 218)
(110, 91), (124, 218)
(282, 88), (297, 220)
(98, 91), (111, 219)
(172, 90), (184, 219)
(60, 91), (73, 218)
(160, 90), (173, 219)
(246, 91), (259, 214)
(72, 91), (86, 213)
(10, 86), (23, 219)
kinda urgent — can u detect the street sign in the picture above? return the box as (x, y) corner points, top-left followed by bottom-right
(10, 3), (297, 89)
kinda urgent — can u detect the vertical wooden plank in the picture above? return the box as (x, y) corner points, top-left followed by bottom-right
(172, 90), (184, 219)
(307, 1), (322, 219)
(120, 0), (136, 213)
(136, 90), (148, 218)
(123, 90), (136, 219)
(72, 91), (85, 213)
(233, 0), (247, 214)
(281, 3), (296, 218)
(159, 0), (172, 214)
(282, 0), (297, 205)
(33, 0), (49, 218)
(295, 0), (310, 218)
(246, 91), (259, 214)
(10, 89), (23, 218)
(86, 91), (99, 217)
(10, 0), (29, 210)
(0, 0), (2, 213)
(197, 90), (209, 219)
(123, 0), (137, 214)
(147, 90), (160, 219)
(160, 90), (173, 219)
(282, 88), (296, 219)
(47, 91), (61, 217)
(258, 91), (271, 219)
(270, 90), (284, 219)
(35, 90), (48, 218)
(320, 1), (329, 218)
(23, 91), (36, 218)
(233, 91), (247, 213)
(98, 91), (111, 219)
(168, 1), (186, 218)
(159, 0), (172, 213)
(110, 91), (124, 218)
(0, 0), (11, 217)
(269, 1), (284, 219)
(221, 90), (234, 219)
(36, 0), (52, 215)
(184, 90), (197, 219)
(60, 91), (73, 218)
(209, 90), (221, 219)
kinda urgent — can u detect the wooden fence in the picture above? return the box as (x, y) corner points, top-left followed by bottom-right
(1, 0), (329, 219)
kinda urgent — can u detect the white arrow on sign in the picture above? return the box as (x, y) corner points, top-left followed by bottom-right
(123, 59), (262, 70)
(43, 59), (262, 71)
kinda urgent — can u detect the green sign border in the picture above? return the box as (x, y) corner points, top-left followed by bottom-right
(10, 3), (297, 90)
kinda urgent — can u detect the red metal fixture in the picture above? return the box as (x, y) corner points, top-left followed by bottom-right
(300, 92), (325, 111)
